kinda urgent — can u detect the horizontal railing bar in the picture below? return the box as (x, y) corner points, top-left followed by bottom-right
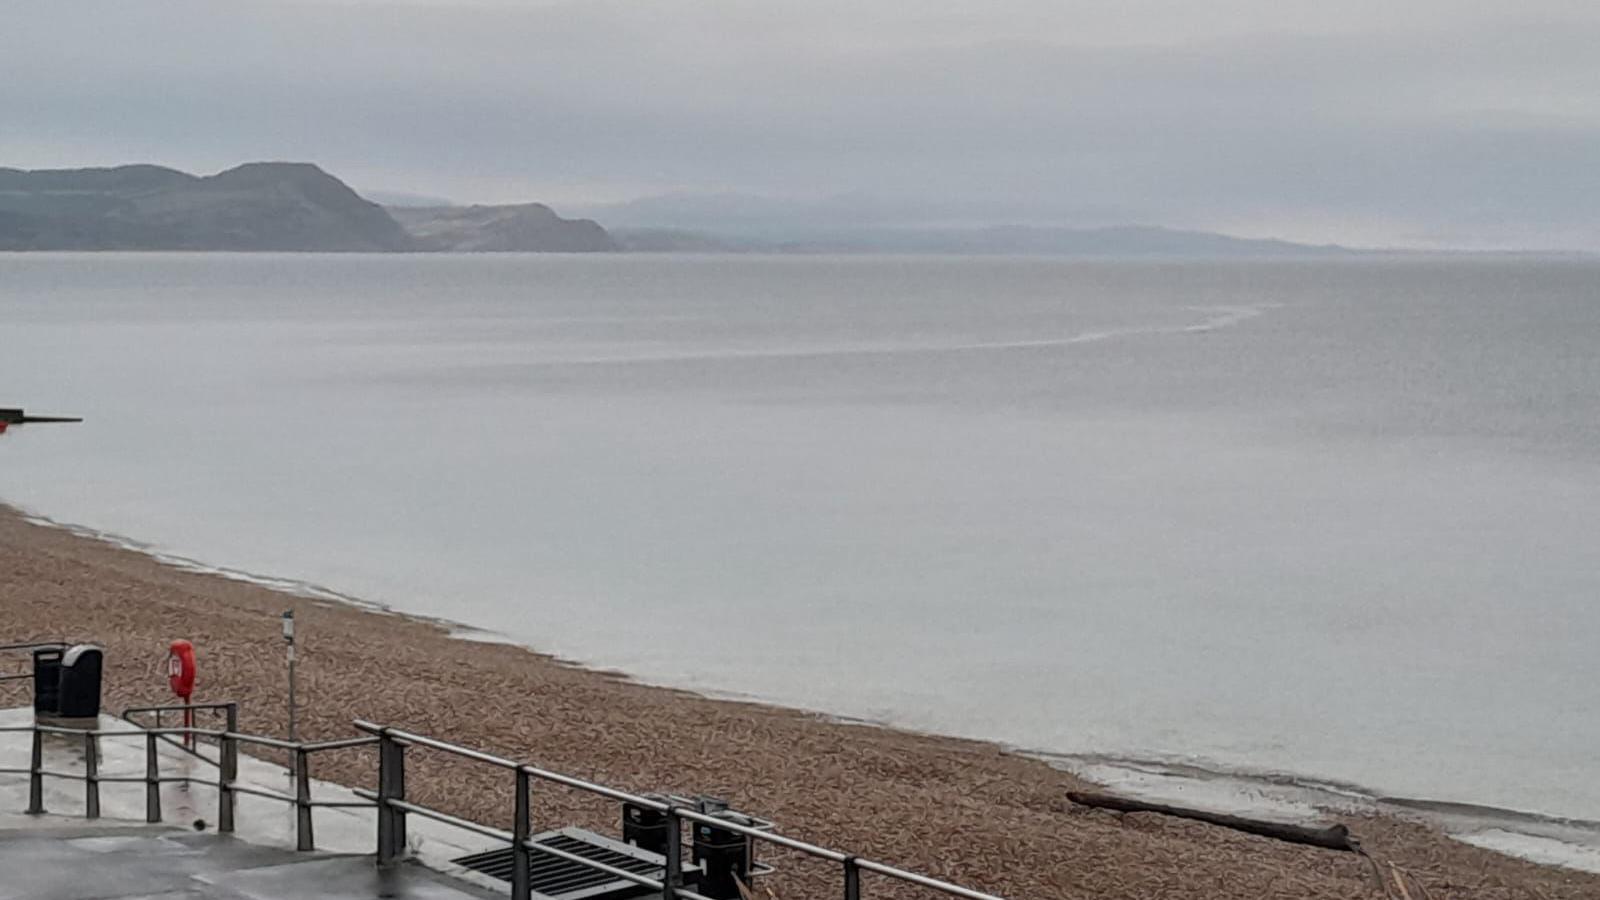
(301, 736), (380, 752)
(26, 725), (223, 739)
(855, 861), (1006, 900)
(307, 800), (378, 809)
(671, 806), (841, 861)
(11, 719), (370, 760)
(20, 768), (209, 787)
(356, 725), (669, 809)
(378, 795), (516, 843)
(0, 674), (32, 682)
(102, 728), (218, 739)
(146, 732), (222, 766)
(521, 763), (664, 807)
(0, 642), (66, 653)
(226, 782), (295, 804)
(37, 769), (86, 780)
(353, 722), (518, 770)
(122, 703), (238, 714)
(224, 732), (300, 751)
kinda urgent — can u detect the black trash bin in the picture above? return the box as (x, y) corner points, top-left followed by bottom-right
(622, 796), (672, 855)
(55, 644), (104, 720)
(32, 647), (64, 716)
(692, 814), (755, 900)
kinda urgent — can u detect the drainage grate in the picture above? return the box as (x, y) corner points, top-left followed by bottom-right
(453, 827), (697, 900)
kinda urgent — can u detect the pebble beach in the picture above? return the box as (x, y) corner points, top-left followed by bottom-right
(2, 502), (1595, 900)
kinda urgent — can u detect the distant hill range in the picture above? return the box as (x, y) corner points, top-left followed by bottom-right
(610, 223), (1352, 257)
(2, 163), (1378, 256)
(0, 163), (613, 252)
(581, 192), (1355, 257)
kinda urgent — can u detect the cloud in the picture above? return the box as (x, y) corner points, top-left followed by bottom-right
(2, 1), (1596, 247)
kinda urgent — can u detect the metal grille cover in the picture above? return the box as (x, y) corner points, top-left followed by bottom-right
(452, 827), (696, 900)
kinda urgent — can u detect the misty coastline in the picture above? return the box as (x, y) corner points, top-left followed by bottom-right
(0, 160), (1418, 258)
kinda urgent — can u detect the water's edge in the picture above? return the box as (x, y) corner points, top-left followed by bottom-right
(12, 503), (1600, 874)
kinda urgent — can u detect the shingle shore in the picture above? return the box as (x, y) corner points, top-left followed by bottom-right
(1, 504), (1593, 899)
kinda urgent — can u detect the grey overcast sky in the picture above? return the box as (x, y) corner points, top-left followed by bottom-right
(3, 1), (1597, 249)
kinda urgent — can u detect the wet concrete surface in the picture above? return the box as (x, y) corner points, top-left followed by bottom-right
(0, 708), (509, 898)
(0, 822), (499, 900)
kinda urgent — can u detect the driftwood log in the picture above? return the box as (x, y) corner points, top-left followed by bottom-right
(1067, 791), (1357, 852)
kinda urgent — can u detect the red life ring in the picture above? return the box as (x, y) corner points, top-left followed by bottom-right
(167, 640), (197, 700)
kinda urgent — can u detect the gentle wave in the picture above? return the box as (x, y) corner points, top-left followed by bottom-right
(522, 302), (1280, 366)
(966, 303), (1278, 350)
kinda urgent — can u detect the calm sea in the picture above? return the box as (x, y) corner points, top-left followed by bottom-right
(2, 253), (1597, 826)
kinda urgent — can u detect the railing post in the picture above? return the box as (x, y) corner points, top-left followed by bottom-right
(218, 705), (238, 833)
(145, 732), (162, 823)
(662, 805), (682, 900)
(294, 748), (314, 851)
(26, 726), (44, 815)
(377, 730), (407, 866)
(84, 732), (100, 819)
(511, 768), (531, 900)
(843, 856), (861, 900)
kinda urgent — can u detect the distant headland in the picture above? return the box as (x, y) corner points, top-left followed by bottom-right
(0, 162), (615, 253)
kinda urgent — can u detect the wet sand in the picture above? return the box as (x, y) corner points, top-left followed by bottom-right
(1, 503), (1595, 899)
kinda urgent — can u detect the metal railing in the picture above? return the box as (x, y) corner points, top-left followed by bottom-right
(350, 720), (1007, 900)
(0, 703), (378, 851)
(0, 642), (67, 685)
(122, 701), (239, 764)
(0, 643), (1006, 900)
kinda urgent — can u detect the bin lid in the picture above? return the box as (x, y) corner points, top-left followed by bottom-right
(62, 644), (103, 667)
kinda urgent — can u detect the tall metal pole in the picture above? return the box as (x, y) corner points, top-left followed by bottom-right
(282, 610), (298, 814)
(282, 611), (297, 742)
